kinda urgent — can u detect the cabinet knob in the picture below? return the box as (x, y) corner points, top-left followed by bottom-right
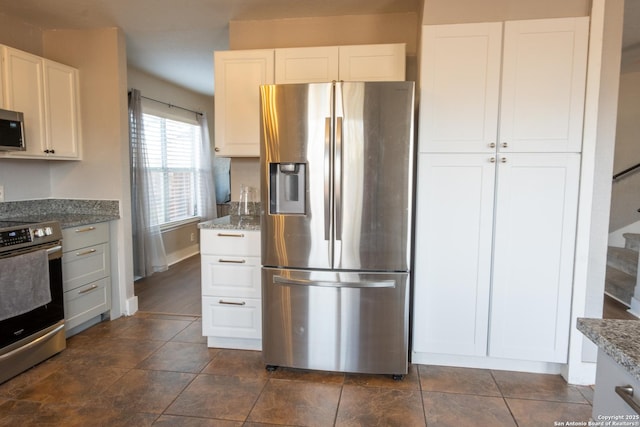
(501, 157), (507, 163)
(489, 142), (496, 148)
(214, 147), (220, 152)
(501, 142), (508, 148)
(490, 157), (496, 163)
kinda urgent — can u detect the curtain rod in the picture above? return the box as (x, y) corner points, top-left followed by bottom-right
(138, 93), (203, 117)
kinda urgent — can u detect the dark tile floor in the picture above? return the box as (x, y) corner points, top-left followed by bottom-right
(0, 313), (595, 426)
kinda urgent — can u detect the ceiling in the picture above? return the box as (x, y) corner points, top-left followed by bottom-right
(0, 0), (637, 97)
(0, 0), (421, 96)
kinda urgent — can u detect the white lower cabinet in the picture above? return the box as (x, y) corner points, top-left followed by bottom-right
(412, 152), (580, 367)
(200, 229), (261, 350)
(593, 349), (640, 419)
(62, 222), (111, 334)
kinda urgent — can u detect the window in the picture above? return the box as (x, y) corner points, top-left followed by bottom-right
(141, 112), (203, 226)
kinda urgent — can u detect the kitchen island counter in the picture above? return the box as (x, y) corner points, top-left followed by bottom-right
(578, 318), (640, 417)
(578, 318), (640, 382)
(198, 215), (260, 231)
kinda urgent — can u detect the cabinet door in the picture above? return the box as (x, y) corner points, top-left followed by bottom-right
(338, 43), (405, 82)
(214, 49), (273, 157)
(419, 23), (502, 153)
(412, 153), (496, 356)
(489, 153), (580, 362)
(275, 47), (338, 83)
(499, 17), (589, 153)
(43, 60), (81, 159)
(1, 47), (47, 157)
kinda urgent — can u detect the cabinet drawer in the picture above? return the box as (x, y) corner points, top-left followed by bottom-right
(202, 296), (261, 340)
(200, 229), (260, 256)
(62, 222), (109, 251)
(64, 277), (110, 331)
(201, 255), (261, 298)
(62, 242), (109, 291)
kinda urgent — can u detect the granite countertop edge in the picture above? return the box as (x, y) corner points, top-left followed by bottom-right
(0, 199), (120, 229)
(577, 318), (640, 381)
(199, 215), (261, 231)
(50, 214), (120, 229)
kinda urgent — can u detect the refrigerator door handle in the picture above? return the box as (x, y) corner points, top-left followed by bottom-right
(335, 116), (343, 241)
(273, 275), (395, 289)
(324, 117), (332, 241)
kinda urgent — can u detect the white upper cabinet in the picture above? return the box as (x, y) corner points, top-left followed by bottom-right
(274, 44), (405, 84)
(42, 59), (81, 159)
(1, 46), (81, 160)
(419, 23), (503, 153)
(214, 49), (274, 157)
(1, 47), (46, 155)
(500, 18), (589, 153)
(215, 43), (406, 157)
(420, 17), (588, 154)
(275, 47), (339, 83)
(338, 43), (405, 82)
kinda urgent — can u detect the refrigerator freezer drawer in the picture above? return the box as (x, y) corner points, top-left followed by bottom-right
(262, 267), (409, 376)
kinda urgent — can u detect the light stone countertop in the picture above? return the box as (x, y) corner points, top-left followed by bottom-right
(0, 199), (120, 228)
(198, 215), (261, 231)
(578, 318), (640, 381)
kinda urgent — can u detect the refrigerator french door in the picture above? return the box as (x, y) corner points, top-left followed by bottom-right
(260, 81), (415, 376)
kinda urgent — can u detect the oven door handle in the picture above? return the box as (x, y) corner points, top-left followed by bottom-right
(0, 322), (65, 362)
(46, 245), (62, 254)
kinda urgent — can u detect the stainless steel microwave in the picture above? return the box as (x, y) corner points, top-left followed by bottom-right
(0, 108), (26, 151)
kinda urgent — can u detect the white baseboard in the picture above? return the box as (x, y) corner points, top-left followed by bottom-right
(125, 295), (139, 315)
(167, 244), (199, 266)
(411, 352), (563, 376)
(629, 297), (640, 317)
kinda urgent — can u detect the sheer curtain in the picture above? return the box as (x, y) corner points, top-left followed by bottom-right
(129, 89), (168, 278)
(196, 112), (217, 221)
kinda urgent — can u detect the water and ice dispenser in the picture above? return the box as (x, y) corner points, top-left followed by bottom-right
(269, 163), (306, 214)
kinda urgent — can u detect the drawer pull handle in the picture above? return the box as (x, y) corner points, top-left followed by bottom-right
(75, 249), (97, 256)
(217, 233), (244, 238)
(78, 284), (99, 295)
(219, 300), (246, 306)
(616, 385), (640, 414)
(75, 226), (96, 233)
(219, 258), (246, 264)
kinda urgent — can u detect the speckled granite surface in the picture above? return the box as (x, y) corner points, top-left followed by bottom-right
(0, 199), (119, 228)
(198, 215), (261, 231)
(578, 318), (640, 381)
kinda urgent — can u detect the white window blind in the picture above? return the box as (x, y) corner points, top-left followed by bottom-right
(142, 112), (202, 226)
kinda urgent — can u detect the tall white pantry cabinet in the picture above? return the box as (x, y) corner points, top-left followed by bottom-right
(412, 17), (589, 370)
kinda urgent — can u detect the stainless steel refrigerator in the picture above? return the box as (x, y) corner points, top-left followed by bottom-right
(260, 81), (415, 377)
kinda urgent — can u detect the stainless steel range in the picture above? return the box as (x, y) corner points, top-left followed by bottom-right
(0, 220), (66, 384)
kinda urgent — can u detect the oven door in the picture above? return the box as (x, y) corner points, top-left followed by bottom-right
(0, 243), (65, 349)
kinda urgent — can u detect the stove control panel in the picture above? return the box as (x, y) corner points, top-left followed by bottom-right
(0, 227), (32, 247)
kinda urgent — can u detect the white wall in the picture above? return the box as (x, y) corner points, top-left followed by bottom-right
(42, 27), (134, 316)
